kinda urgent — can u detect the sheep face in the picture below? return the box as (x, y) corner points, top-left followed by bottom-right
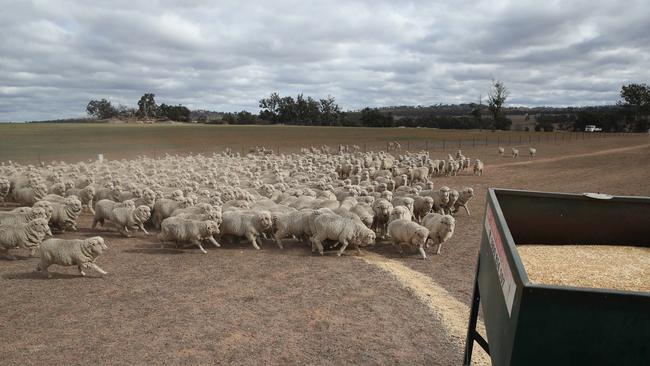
(135, 206), (151, 222)
(205, 221), (220, 235)
(256, 212), (273, 231)
(413, 227), (429, 247)
(30, 218), (53, 237)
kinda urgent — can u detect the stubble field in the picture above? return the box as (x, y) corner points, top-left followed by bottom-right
(1, 124), (648, 365)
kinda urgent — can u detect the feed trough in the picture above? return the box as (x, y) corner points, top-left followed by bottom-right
(464, 188), (650, 366)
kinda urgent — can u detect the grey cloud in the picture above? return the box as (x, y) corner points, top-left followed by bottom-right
(1, 0), (650, 121)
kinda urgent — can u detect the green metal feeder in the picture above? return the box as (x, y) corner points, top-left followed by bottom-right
(464, 189), (650, 366)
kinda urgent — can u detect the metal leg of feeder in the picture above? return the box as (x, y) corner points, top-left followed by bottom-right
(464, 256), (490, 365)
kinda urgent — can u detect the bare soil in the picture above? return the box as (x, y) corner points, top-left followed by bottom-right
(1, 131), (648, 365)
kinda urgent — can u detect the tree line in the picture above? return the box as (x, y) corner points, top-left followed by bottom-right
(85, 82), (650, 131)
(86, 93), (190, 122)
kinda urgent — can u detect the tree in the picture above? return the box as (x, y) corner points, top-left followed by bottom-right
(159, 103), (190, 122)
(86, 99), (117, 119)
(137, 93), (158, 119)
(360, 107), (393, 127)
(319, 95), (341, 126)
(487, 80), (510, 130)
(236, 110), (257, 124)
(259, 92), (281, 123)
(619, 83), (650, 131)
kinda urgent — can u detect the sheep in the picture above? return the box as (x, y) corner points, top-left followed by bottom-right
(473, 159), (484, 176)
(0, 218), (52, 260)
(349, 203), (374, 228)
(65, 186), (96, 214)
(109, 205), (151, 237)
(422, 213), (456, 255)
(49, 196), (83, 232)
(151, 197), (191, 229)
(371, 199), (393, 238)
(12, 183), (47, 206)
(409, 167), (429, 185)
(220, 210), (273, 250)
(47, 182), (66, 196)
(412, 196), (434, 223)
(133, 188), (156, 209)
(0, 177), (10, 205)
(387, 219), (430, 259)
(389, 206), (412, 222)
(310, 213), (376, 256)
(498, 146), (505, 156)
(0, 207), (47, 226)
(391, 196), (415, 218)
(512, 148), (519, 158)
(92, 199), (136, 228)
(529, 147), (537, 157)
(452, 187), (475, 216)
(273, 209), (316, 249)
(33, 200), (54, 221)
(158, 217), (220, 254)
(421, 186), (450, 214)
(35, 236), (108, 278)
(445, 189), (460, 215)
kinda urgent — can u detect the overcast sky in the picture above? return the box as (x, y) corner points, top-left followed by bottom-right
(1, 0), (649, 121)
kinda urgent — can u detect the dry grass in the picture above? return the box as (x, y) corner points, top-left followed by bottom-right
(517, 245), (650, 292)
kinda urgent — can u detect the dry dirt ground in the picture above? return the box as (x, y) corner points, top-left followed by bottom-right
(1, 134), (648, 365)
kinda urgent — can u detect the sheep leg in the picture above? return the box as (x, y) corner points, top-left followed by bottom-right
(336, 240), (349, 257)
(119, 226), (131, 238)
(274, 231), (285, 249)
(436, 243), (443, 255)
(138, 224), (150, 235)
(463, 205), (471, 216)
(311, 236), (325, 255)
(88, 263), (108, 276)
(419, 246), (428, 260)
(78, 265), (86, 276)
(192, 239), (208, 254)
(246, 233), (260, 250)
(36, 262), (52, 278)
(208, 236), (221, 248)
(91, 218), (98, 229)
(88, 205), (95, 215)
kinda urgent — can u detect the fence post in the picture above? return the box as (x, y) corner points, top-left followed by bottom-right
(364, 143), (367, 153)
(407, 140), (410, 151)
(473, 138), (475, 148)
(458, 139), (461, 148)
(485, 136), (488, 146)
(508, 136), (511, 145)
(277, 145), (280, 154)
(425, 141), (428, 151)
(443, 139), (446, 150)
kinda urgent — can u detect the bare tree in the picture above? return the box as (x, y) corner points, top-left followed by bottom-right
(487, 80), (510, 130)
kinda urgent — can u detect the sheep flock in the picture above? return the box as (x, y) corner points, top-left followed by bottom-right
(0, 146), (487, 277)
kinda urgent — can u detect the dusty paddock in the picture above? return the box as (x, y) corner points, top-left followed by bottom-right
(0, 127), (648, 365)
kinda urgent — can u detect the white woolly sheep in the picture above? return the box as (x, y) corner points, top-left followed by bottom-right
(412, 196), (434, 223)
(371, 199), (393, 238)
(387, 219), (430, 259)
(92, 199), (136, 228)
(421, 186), (451, 214)
(310, 213), (375, 256)
(110, 205), (151, 237)
(389, 206), (412, 222)
(12, 183), (47, 206)
(220, 210), (273, 250)
(50, 196), (83, 231)
(36, 236), (108, 278)
(0, 218), (52, 260)
(159, 217), (220, 253)
(473, 159), (484, 176)
(0, 207), (47, 226)
(422, 213), (456, 255)
(65, 186), (96, 214)
(512, 148), (519, 158)
(452, 187), (475, 216)
(498, 146), (505, 156)
(273, 209), (316, 249)
(151, 197), (191, 229)
(0, 177), (10, 205)
(529, 147), (536, 157)
(391, 196), (415, 218)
